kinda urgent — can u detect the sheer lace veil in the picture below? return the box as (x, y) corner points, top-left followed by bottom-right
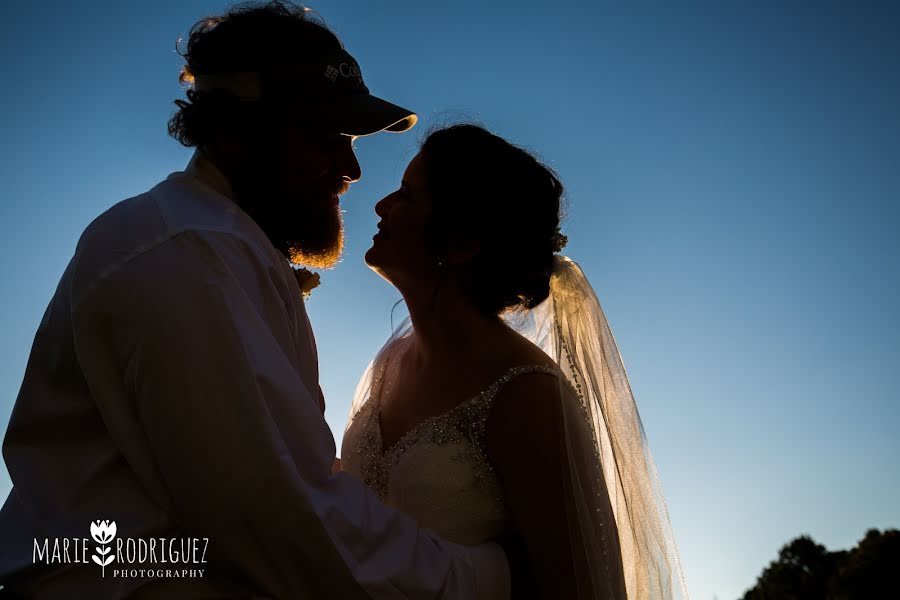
(511, 255), (689, 599)
(346, 256), (688, 599)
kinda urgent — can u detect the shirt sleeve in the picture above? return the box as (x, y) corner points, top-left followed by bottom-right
(70, 230), (508, 599)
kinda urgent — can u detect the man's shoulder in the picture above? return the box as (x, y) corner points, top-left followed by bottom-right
(79, 174), (247, 248)
(71, 174), (278, 303)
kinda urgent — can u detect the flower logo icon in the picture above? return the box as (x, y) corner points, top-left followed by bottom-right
(90, 520), (116, 576)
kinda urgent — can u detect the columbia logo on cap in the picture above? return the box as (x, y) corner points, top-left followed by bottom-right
(323, 62), (362, 83)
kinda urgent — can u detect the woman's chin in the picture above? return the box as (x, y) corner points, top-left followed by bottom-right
(364, 245), (380, 268)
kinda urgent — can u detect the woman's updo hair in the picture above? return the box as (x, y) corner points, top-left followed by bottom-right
(419, 124), (567, 316)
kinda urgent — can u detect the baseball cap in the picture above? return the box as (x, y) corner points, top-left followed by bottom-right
(192, 49), (417, 136)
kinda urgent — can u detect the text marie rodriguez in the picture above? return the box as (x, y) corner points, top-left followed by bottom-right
(33, 537), (209, 578)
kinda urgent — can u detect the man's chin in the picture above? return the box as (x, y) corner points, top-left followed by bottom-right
(288, 237), (344, 270)
(280, 206), (344, 269)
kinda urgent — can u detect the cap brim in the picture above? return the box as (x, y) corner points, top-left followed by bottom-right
(322, 93), (417, 136)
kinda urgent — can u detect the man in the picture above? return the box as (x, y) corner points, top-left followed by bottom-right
(0, 3), (509, 598)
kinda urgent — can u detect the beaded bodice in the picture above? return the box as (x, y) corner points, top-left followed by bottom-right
(341, 364), (561, 545)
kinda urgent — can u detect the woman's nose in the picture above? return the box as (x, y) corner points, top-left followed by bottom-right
(374, 196), (389, 217)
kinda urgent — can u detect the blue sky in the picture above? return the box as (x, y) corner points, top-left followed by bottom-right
(1, 1), (898, 598)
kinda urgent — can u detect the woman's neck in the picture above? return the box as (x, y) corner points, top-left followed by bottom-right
(400, 284), (503, 369)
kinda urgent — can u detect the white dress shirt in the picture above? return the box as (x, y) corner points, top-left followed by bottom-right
(0, 153), (509, 599)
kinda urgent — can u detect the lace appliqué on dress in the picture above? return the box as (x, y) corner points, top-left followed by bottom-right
(350, 364), (562, 502)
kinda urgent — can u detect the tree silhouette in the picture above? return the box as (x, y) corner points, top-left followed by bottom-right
(831, 529), (900, 599)
(741, 529), (899, 600)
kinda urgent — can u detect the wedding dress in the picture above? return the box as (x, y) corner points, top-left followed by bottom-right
(341, 256), (689, 599)
(342, 353), (558, 545)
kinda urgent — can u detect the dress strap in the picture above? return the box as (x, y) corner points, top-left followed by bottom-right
(479, 364), (563, 405)
(468, 364), (563, 446)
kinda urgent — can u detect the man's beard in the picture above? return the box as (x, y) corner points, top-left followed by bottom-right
(231, 171), (346, 269)
(284, 197), (344, 269)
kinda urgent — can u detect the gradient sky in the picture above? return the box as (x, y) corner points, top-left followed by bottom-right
(1, 2), (898, 598)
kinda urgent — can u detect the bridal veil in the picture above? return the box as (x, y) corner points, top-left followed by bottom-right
(347, 256), (689, 599)
(512, 255), (689, 599)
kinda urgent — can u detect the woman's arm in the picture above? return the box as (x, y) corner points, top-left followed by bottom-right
(485, 372), (626, 600)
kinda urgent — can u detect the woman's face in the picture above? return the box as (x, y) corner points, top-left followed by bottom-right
(365, 152), (436, 285)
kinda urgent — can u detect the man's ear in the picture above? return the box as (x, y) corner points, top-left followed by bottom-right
(206, 106), (258, 167)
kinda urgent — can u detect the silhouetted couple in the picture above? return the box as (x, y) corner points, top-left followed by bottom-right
(0, 3), (686, 598)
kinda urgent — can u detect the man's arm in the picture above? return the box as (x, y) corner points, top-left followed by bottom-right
(71, 230), (507, 599)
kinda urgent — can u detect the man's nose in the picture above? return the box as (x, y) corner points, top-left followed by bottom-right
(340, 144), (361, 183)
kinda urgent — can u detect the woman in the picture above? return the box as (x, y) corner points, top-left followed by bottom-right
(341, 125), (687, 599)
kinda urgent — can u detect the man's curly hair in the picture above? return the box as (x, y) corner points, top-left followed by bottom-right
(168, 1), (341, 148)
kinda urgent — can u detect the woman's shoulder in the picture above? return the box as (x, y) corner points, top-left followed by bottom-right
(481, 357), (571, 487)
(479, 326), (576, 441)
(492, 323), (559, 371)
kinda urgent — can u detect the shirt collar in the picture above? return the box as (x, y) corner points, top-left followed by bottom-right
(184, 150), (238, 201)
